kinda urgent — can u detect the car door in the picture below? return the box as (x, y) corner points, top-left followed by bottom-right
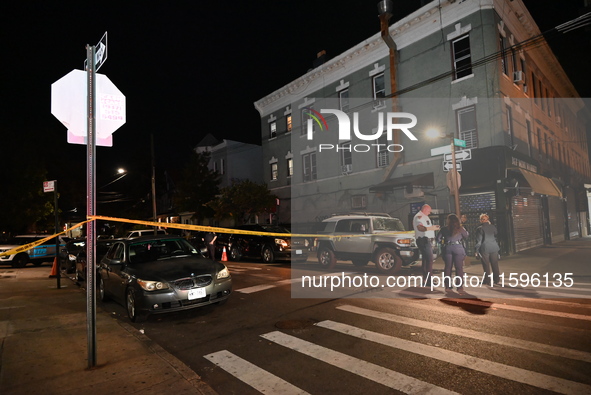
(100, 242), (127, 301)
(332, 219), (372, 255)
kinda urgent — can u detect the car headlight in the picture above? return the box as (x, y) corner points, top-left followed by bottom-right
(137, 278), (169, 291)
(397, 238), (412, 246)
(217, 266), (230, 279)
(68, 254), (77, 261)
(275, 238), (289, 248)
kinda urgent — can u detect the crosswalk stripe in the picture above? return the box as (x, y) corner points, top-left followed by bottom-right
(261, 331), (459, 395)
(317, 320), (591, 395)
(442, 297), (591, 321)
(204, 350), (309, 394)
(235, 272), (350, 294)
(336, 304), (591, 363)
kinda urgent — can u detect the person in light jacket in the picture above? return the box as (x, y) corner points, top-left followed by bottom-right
(474, 214), (501, 285)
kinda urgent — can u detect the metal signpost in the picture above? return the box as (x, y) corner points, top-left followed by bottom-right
(431, 138), (470, 217)
(51, 31), (125, 369)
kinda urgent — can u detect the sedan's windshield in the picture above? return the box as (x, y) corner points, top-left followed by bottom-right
(129, 238), (198, 264)
(372, 218), (406, 232)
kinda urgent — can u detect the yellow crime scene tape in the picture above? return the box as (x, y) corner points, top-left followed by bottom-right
(0, 221), (90, 258)
(0, 216), (415, 258)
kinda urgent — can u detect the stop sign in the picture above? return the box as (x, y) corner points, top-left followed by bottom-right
(51, 69), (126, 147)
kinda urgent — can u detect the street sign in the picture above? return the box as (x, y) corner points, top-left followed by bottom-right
(446, 170), (462, 191)
(430, 145), (452, 156)
(444, 149), (471, 162)
(443, 161), (462, 172)
(43, 180), (55, 193)
(84, 32), (108, 71)
(51, 69), (126, 147)
(454, 138), (466, 147)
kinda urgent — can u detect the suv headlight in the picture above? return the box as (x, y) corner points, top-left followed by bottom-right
(397, 238), (412, 246)
(137, 279), (169, 291)
(275, 238), (289, 248)
(217, 266), (230, 279)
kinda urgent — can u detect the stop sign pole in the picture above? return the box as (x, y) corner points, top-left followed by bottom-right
(86, 43), (97, 369)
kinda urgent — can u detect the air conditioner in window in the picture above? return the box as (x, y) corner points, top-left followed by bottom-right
(523, 84), (528, 93)
(513, 70), (524, 84)
(404, 187), (424, 199)
(555, 116), (561, 125)
(341, 164), (353, 174)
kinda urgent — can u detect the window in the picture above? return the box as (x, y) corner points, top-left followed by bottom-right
(520, 59), (528, 90)
(537, 128), (543, 158)
(220, 158), (225, 175)
(351, 195), (367, 210)
(376, 135), (389, 167)
(506, 105), (514, 146)
(269, 121), (277, 139)
(526, 120), (532, 157)
(301, 107), (316, 136)
(270, 162), (278, 181)
(287, 158), (293, 177)
(340, 141), (352, 173)
(303, 152), (317, 182)
(499, 35), (508, 75)
(452, 35), (472, 79)
(286, 115), (292, 133)
(372, 73), (385, 107)
(457, 106), (477, 149)
(339, 89), (350, 113)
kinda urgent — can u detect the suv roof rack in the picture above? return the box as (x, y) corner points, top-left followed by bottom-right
(328, 212), (392, 218)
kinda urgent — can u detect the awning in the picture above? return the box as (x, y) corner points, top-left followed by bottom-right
(516, 168), (562, 198)
(369, 173), (434, 193)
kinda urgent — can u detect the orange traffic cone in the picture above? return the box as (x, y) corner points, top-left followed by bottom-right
(49, 257), (58, 278)
(221, 246), (228, 262)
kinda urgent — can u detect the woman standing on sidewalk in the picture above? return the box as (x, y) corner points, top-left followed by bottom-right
(474, 213), (501, 285)
(436, 214), (469, 294)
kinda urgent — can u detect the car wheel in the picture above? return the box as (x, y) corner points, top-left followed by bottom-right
(98, 277), (109, 302)
(262, 246), (275, 263)
(12, 254), (28, 268)
(352, 259), (369, 267)
(126, 288), (146, 323)
(317, 247), (337, 270)
(229, 246), (242, 261)
(374, 247), (402, 274)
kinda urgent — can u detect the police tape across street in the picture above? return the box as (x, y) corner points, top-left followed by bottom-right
(300, 271), (575, 292)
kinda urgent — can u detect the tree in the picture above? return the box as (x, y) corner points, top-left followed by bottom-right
(209, 179), (277, 225)
(173, 151), (220, 222)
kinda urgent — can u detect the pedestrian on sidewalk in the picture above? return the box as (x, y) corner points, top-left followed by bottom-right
(474, 213), (501, 285)
(413, 204), (440, 285)
(436, 213), (469, 294)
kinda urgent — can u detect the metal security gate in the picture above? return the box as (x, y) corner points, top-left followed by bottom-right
(565, 187), (579, 239)
(512, 195), (544, 252)
(548, 196), (565, 243)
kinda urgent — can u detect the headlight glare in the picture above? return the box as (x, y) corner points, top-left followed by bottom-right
(217, 266), (230, 279)
(275, 238), (289, 248)
(137, 278), (169, 291)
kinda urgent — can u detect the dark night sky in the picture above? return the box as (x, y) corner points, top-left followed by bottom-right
(2, 1), (589, 204)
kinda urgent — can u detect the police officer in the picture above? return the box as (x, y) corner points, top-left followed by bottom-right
(413, 204), (440, 284)
(474, 213), (501, 285)
(204, 231), (217, 262)
(436, 214), (469, 294)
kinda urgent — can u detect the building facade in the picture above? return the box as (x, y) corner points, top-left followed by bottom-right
(254, 0), (590, 255)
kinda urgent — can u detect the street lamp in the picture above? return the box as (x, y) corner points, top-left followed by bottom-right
(427, 128), (461, 218)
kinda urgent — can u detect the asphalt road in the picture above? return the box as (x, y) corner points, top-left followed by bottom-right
(94, 257), (591, 394)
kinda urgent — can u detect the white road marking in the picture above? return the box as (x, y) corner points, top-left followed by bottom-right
(260, 331), (459, 394)
(317, 320), (591, 395)
(337, 304), (591, 363)
(204, 350), (309, 394)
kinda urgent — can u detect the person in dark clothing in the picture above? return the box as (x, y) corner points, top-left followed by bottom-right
(436, 214), (469, 294)
(204, 232), (217, 262)
(474, 213), (501, 285)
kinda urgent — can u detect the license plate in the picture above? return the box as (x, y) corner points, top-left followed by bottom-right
(295, 250), (302, 255)
(188, 288), (206, 300)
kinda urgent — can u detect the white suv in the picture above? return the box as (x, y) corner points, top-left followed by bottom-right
(315, 213), (419, 274)
(126, 229), (168, 238)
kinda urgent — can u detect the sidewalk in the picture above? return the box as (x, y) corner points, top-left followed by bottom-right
(0, 267), (218, 395)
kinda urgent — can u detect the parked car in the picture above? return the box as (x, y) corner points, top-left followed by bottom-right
(315, 213), (420, 274)
(59, 238), (87, 275)
(216, 224), (309, 263)
(0, 235), (68, 268)
(126, 229), (168, 238)
(71, 238), (123, 282)
(98, 235), (232, 322)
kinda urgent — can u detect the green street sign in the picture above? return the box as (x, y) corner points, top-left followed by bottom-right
(454, 138), (466, 147)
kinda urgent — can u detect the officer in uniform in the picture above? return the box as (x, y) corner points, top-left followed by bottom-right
(413, 204), (440, 284)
